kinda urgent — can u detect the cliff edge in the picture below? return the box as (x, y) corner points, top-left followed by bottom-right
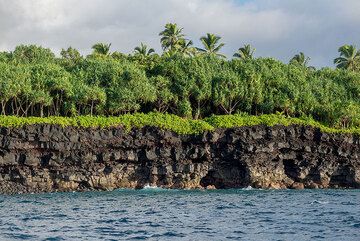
(0, 124), (359, 194)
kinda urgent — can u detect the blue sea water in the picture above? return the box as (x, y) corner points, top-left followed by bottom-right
(0, 189), (359, 241)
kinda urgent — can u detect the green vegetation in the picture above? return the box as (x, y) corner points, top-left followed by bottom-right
(0, 112), (360, 135)
(0, 23), (360, 131)
(289, 52), (315, 70)
(204, 113), (360, 135)
(233, 44), (255, 60)
(197, 33), (226, 58)
(0, 112), (213, 134)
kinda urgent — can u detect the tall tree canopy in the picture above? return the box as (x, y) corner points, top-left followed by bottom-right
(159, 23), (185, 51)
(197, 33), (225, 58)
(134, 43), (155, 57)
(233, 44), (255, 60)
(91, 43), (112, 56)
(290, 52), (310, 66)
(12, 45), (55, 64)
(178, 40), (197, 57)
(334, 45), (360, 71)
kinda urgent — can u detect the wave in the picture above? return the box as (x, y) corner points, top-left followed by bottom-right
(142, 184), (164, 191)
(241, 186), (264, 191)
(311, 200), (330, 205)
(242, 186), (254, 190)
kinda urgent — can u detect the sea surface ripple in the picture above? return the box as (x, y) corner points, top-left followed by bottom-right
(0, 189), (359, 240)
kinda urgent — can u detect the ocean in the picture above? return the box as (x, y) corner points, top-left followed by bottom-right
(0, 188), (359, 240)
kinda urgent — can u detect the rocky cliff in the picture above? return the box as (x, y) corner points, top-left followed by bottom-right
(0, 124), (359, 194)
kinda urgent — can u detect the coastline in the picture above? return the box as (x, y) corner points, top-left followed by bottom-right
(0, 122), (359, 194)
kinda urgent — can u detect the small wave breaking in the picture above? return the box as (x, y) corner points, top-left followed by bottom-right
(142, 184), (163, 191)
(311, 200), (330, 205)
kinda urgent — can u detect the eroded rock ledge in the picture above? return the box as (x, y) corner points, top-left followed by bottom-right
(0, 124), (359, 194)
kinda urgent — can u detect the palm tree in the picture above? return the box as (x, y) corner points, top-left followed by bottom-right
(197, 33), (225, 58)
(233, 44), (255, 60)
(290, 52), (316, 71)
(334, 45), (360, 71)
(159, 23), (185, 51)
(162, 49), (178, 58)
(91, 43), (111, 56)
(290, 52), (310, 67)
(178, 39), (197, 57)
(134, 43), (155, 57)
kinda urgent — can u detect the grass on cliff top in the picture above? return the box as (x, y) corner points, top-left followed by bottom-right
(0, 113), (213, 134)
(204, 114), (357, 134)
(0, 112), (358, 135)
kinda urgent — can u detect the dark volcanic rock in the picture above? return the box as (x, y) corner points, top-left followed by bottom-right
(0, 124), (359, 194)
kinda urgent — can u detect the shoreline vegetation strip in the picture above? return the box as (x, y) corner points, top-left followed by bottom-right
(0, 113), (359, 135)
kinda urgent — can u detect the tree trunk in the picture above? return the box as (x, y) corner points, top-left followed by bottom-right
(24, 102), (32, 117)
(14, 98), (21, 116)
(90, 100), (94, 116)
(1, 101), (6, 115)
(194, 101), (201, 119)
(40, 104), (44, 118)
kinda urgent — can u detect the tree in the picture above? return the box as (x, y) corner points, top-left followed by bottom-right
(212, 70), (245, 114)
(229, 60), (264, 114)
(45, 66), (73, 116)
(159, 23), (185, 51)
(12, 45), (55, 64)
(134, 43), (155, 57)
(0, 51), (11, 63)
(150, 76), (174, 113)
(233, 44), (255, 60)
(157, 55), (219, 118)
(289, 52), (311, 68)
(60, 47), (83, 70)
(178, 39), (197, 57)
(27, 65), (53, 117)
(91, 43), (112, 56)
(290, 52), (316, 71)
(197, 33), (225, 58)
(111, 51), (128, 61)
(162, 49), (180, 58)
(334, 45), (360, 71)
(28, 64), (72, 117)
(0, 63), (29, 115)
(72, 80), (106, 116)
(61, 47), (82, 61)
(79, 58), (155, 114)
(337, 101), (360, 128)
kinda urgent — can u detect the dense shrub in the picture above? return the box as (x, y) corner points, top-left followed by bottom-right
(0, 112), (359, 135)
(0, 112), (214, 134)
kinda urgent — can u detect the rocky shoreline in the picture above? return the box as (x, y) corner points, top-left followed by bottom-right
(0, 124), (359, 194)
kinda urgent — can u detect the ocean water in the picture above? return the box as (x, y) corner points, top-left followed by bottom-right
(0, 189), (359, 241)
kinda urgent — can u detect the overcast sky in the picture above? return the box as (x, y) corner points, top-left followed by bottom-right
(0, 0), (359, 67)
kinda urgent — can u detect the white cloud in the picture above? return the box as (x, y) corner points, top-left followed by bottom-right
(0, 0), (359, 67)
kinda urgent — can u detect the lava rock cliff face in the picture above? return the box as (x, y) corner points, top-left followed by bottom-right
(0, 124), (359, 194)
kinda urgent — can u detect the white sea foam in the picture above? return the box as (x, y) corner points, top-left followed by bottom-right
(241, 186), (263, 190)
(142, 184), (163, 190)
(311, 200), (330, 205)
(242, 186), (254, 190)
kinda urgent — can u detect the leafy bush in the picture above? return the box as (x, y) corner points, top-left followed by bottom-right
(0, 113), (213, 134)
(0, 113), (360, 135)
(204, 113), (360, 135)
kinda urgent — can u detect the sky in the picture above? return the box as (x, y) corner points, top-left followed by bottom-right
(0, 0), (359, 67)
